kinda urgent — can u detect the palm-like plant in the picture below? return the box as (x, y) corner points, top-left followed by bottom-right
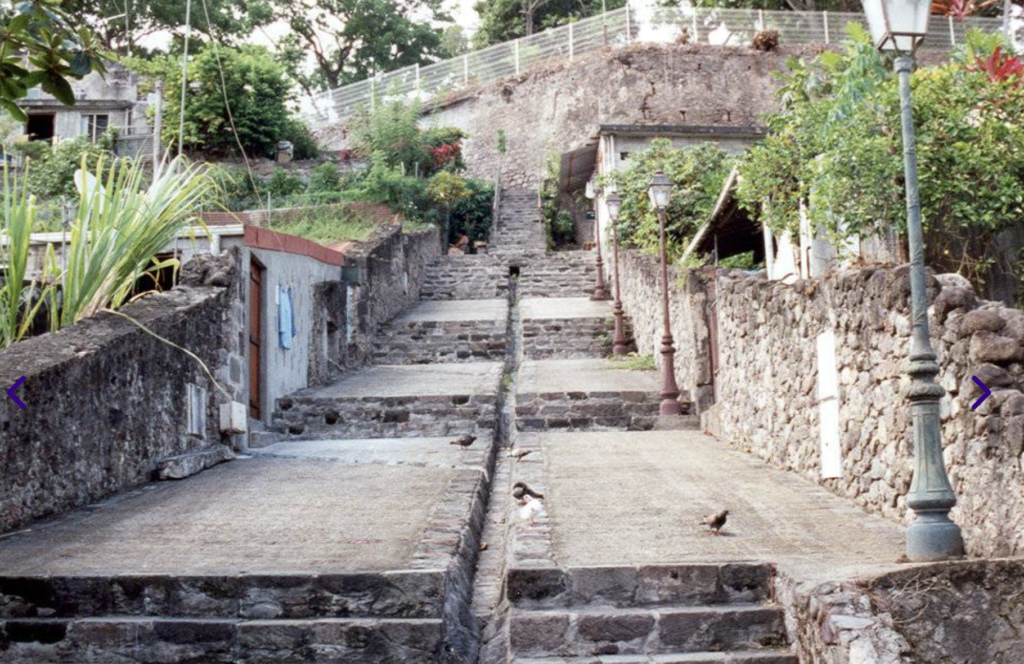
(0, 154), (215, 348)
(0, 161), (50, 347)
(60, 155), (214, 326)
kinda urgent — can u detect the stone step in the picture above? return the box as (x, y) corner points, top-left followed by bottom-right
(509, 604), (788, 658)
(505, 564), (775, 610)
(372, 300), (509, 365)
(421, 257), (509, 301)
(513, 650), (799, 663)
(269, 363), (502, 440)
(0, 570), (446, 620)
(0, 616), (440, 663)
(516, 359), (692, 432)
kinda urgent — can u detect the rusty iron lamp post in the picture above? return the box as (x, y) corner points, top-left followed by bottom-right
(605, 190), (630, 355)
(863, 0), (964, 561)
(647, 172), (681, 416)
(585, 179), (608, 301)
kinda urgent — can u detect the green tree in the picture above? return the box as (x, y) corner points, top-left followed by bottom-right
(60, 0), (267, 54)
(472, 0), (625, 47)
(138, 45), (293, 157)
(0, 0), (107, 121)
(266, 0), (449, 95)
(607, 139), (734, 260)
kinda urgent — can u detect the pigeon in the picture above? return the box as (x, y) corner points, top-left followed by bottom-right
(450, 434), (476, 448)
(512, 481), (544, 502)
(508, 449), (533, 461)
(517, 495), (546, 522)
(700, 509), (729, 535)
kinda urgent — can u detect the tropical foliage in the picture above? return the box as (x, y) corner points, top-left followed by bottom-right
(129, 45), (313, 158)
(606, 139), (734, 260)
(0, 156), (214, 348)
(0, 0), (107, 121)
(735, 25), (1024, 287)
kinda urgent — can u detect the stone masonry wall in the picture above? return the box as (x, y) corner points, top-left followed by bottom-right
(615, 251), (715, 411)
(417, 43), (818, 188)
(340, 224), (442, 368)
(776, 560), (1024, 664)
(711, 267), (1024, 558)
(0, 257), (240, 534)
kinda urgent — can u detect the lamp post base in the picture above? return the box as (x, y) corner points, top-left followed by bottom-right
(907, 511), (965, 562)
(659, 336), (681, 416)
(591, 255), (607, 301)
(612, 301), (630, 355)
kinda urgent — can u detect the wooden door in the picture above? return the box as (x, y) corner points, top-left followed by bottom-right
(249, 258), (264, 419)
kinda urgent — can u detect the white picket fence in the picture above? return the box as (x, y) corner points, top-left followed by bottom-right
(301, 3), (1002, 125)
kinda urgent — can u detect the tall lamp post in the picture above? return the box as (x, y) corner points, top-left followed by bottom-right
(586, 179), (608, 301)
(605, 190), (630, 355)
(863, 0), (965, 561)
(648, 172), (682, 416)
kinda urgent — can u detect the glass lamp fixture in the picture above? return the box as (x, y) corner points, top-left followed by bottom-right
(862, 0), (931, 52)
(605, 192), (622, 221)
(647, 172), (672, 211)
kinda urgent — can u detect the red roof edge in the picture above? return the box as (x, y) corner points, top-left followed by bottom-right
(243, 226), (346, 267)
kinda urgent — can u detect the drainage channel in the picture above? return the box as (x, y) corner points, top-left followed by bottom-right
(469, 266), (524, 663)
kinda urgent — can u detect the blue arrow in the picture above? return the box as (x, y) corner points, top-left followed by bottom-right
(971, 376), (991, 411)
(6, 376), (25, 410)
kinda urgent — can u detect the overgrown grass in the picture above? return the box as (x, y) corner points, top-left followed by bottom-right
(268, 206), (377, 244)
(608, 353), (656, 371)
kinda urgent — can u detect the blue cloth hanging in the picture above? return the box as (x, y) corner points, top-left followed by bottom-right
(278, 286), (296, 349)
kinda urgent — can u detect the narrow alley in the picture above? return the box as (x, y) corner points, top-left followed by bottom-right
(0, 188), (910, 664)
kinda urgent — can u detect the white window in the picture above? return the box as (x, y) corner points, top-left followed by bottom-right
(80, 114), (109, 141)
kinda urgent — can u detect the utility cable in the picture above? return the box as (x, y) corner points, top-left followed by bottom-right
(178, 0), (192, 157)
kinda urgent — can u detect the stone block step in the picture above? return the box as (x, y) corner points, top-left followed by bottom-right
(506, 564), (775, 610)
(0, 571), (446, 621)
(509, 604), (788, 658)
(269, 363), (502, 440)
(0, 616), (440, 663)
(420, 257), (510, 301)
(271, 392), (499, 440)
(513, 650), (799, 663)
(515, 390), (661, 432)
(372, 300), (509, 364)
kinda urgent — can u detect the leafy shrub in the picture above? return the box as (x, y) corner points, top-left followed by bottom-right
(280, 119), (320, 160)
(450, 179), (494, 246)
(350, 97), (467, 176)
(25, 135), (118, 200)
(306, 162), (341, 194)
(736, 26), (1024, 289)
(265, 169), (306, 199)
(609, 139), (733, 259)
(139, 45), (293, 157)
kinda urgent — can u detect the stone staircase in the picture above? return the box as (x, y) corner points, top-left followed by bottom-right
(518, 251), (602, 299)
(420, 255), (510, 301)
(503, 564), (797, 663)
(0, 572), (446, 663)
(372, 301), (509, 365)
(489, 188), (546, 257)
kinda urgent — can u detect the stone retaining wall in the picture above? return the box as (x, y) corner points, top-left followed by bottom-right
(341, 225), (442, 367)
(0, 255), (241, 534)
(776, 560), (1024, 664)
(617, 254), (1024, 556)
(711, 267), (1024, 558)
(615, 251), (715, 412)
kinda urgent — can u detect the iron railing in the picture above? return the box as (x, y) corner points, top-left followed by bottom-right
(301, 4), (1003, 124)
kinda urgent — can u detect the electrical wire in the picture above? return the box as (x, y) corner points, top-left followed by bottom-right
(198, 0), (263, 208)
(178, 0), (192, 157)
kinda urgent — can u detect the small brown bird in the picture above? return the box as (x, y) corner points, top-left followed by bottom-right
(450, 434), (476, 448)
(508, 449), (533, 461)
(512, 481), (544, 501)
(700, 510), (729, 535)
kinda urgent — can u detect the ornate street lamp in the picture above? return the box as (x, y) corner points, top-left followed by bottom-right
(863, 0), (965, 561)
(585, 179), (608, 301)
(647, 172), (682, 416)
(605, 190), (630, 355)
